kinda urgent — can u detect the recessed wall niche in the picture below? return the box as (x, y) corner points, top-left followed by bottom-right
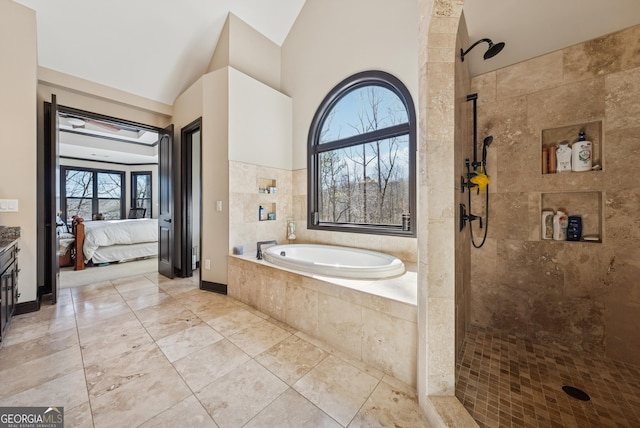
(541, 121), (603, 174)
(540, 191), (602, 243)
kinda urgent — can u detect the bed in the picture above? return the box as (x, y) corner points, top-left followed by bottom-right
(71, 216), (158, 270)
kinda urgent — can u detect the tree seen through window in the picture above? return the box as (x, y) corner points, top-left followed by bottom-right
(309, 71), (416, 235)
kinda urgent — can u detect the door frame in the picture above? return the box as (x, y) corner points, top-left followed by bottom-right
(40, 102), (170, 294)
(180, 118), (202, 281)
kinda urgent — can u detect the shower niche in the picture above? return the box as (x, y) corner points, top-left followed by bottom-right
(541, 121), (603, 175)
(540, 191), (602, 243)
(539, 120), (604, 243)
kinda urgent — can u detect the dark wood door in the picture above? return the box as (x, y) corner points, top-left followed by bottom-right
(158, 124), (174, 278)
(43, 95), (59, 303)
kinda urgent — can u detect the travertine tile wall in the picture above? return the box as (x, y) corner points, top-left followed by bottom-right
(228, 164), (418, 262)
(228, 161), (293, 255)
(469, 25), (640, 364)
(227, 256), (418, 386)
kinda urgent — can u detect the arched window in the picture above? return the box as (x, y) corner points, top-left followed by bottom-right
(308, 70), (416, 236)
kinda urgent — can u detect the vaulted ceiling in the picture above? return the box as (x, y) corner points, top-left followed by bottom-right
(15, 0), (640, 105)
(17, 0), (639, 165)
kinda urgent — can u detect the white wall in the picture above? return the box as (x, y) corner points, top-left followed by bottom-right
(201, 69), (230, 284)
(280, 0), (419, 261)
(208, 13), (282, 91)
(0, 0), (37, 302)
(282, 0), (419, 169)
(228, 68), (292, 170)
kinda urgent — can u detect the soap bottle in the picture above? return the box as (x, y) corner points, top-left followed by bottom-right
(571, 131), (592, 172)
(553, 210), (568, 241)
(541, 210), (554, 240)
(259, 205), (265, 221)
(556, 142), (572, 172)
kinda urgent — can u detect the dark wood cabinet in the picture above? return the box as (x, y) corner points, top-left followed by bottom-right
(0, 241), (19, 343)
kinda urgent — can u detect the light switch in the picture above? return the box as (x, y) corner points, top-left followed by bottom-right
(0, 199), (18, 212)
(216, 201), (223, 212)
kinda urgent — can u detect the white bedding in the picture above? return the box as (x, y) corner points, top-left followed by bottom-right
(91, 242), (158, 264)
(83, 219), (158, 262)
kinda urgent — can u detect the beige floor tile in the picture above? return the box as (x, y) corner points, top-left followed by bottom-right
(126, 291), (173, 311)
(245, 388), (341, 428)
(349, 379), (428, 427)
(84, 341), (171, 398)
(173, 339), (250, 392)
(156, 322), (223, 362)
(0, 276), (428, 428)
(72, 292), (126, 313)
(139, 395), (218, 428)
(293, 354), (380, 426)
(135, 301), (200, 340)
(90, 365), (191, 428)
(64, 401), (95, 428)
(175, 290), (239, 319)
(155, 277), (199, 296)
(0, 346), (84, 400)
(255, 335), (329, 385)
(78, 312), (154, 366)
(118, 282), (162, 301)
(0, 369), (88, 409)
(70, 281), (119, 302)
(228, 319), (292, 357)
(112, 274), (156, 290)
(16, 299), (75, 322)
(0, 326), (78, 366)
(73, 301), (132, 328)
(3, 313), (77, 346)
(206, 308), (264, 336)
(196, 359), (289, 427)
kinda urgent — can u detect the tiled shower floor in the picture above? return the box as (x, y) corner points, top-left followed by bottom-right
(456, 325), (640, 427)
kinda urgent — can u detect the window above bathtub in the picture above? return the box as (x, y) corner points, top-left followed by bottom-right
(307, 70), (416, 237)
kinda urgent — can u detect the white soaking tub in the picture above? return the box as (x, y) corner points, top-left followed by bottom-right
(262, 244), (405, 279)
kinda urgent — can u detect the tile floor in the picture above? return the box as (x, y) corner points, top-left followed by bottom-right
(456, 324), (640, 427)
(0, 272), (429, 428)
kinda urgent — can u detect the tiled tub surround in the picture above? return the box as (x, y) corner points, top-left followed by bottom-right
(228, 255), (418, 387)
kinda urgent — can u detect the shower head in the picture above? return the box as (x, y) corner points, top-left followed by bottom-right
(461, 38), (506, 62)
(482, 135), (493, 167)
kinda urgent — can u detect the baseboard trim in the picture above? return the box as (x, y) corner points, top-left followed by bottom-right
(15, 299), (41, 315)
(201, 281), (227, 295)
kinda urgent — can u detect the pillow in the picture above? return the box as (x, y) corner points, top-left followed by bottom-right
(59, 232), (75, 240)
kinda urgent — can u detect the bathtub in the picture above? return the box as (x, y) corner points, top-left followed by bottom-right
(262, 243), (405, 279)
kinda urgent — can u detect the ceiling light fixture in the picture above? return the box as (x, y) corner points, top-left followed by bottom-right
(67, 117), (86, 127)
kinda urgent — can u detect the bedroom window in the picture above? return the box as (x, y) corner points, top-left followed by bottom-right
(61, 166), (125, 222)
(308, 70), (416, 236)
(131, 172), (152, 218)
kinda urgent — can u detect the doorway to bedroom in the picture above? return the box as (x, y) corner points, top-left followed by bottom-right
(47, 103), (167, 292)
(57, 106), (160, 288)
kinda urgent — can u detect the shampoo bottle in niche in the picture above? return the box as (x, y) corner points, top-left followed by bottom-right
(556, 142), (572, 172)
(572, 131), (592, 172)
(541, 210), (555, 239)
(553, 210), (568, 241)
(259, 205), (265, 221)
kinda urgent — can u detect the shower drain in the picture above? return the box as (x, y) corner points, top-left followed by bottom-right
(562, 385), (591, 401)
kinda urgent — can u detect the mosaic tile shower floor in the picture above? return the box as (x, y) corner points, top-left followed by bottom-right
(456, 325), (640, 427)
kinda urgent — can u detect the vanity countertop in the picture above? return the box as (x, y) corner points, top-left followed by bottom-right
(0, 227), (21, 253)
